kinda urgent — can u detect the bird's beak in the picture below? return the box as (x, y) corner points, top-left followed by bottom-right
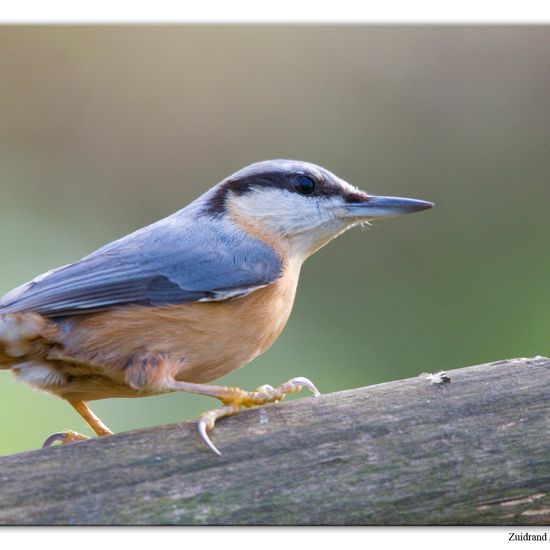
(345, 195), (434, 219)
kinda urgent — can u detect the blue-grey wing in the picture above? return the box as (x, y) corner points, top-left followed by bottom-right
(0, 213), (283, 317)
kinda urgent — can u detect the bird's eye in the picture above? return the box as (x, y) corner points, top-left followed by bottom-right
(294, 175), (316, 196)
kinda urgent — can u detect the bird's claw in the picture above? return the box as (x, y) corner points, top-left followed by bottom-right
(196, 376), (321, 456)
(284, 376), (321, 397)
(198, 418), (222, 456)
(42, 430), (90, 448)
(197, 402), (240, 456)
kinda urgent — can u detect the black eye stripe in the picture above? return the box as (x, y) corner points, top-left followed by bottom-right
(205, 167), (342, 215)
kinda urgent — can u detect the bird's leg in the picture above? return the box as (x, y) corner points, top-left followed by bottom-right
(42, 400), (114, 448)
(168, 377), (321, 455)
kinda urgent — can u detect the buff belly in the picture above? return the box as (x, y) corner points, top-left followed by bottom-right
(0, 268), (299, 402)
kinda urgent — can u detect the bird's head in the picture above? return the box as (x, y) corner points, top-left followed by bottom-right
(203, 160), (433, 261)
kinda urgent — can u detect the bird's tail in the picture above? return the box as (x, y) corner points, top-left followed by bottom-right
(0, 313), (59, 368)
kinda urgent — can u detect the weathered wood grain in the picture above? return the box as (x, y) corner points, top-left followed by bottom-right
(1, 357), (549, 525)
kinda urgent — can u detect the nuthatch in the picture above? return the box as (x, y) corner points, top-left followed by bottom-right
(0, 160), (432, 455)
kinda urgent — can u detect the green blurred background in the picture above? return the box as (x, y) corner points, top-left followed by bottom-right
(1, 26), (549, 455)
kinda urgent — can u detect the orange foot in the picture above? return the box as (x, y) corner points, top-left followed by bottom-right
(42, 430), (91, 447)
(197, 376), (321, 456)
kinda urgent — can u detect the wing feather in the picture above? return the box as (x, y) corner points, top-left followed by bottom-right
(0, 211), (283, 317)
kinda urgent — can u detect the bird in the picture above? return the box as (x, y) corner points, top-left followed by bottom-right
(0, 159), (433, 455)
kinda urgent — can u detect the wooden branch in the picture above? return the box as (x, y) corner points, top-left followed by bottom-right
(1, 357), (549, 525)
